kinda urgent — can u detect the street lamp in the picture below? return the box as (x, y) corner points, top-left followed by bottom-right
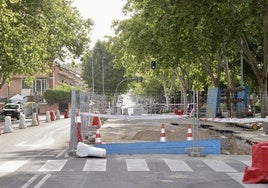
(91, 55), (94, 93)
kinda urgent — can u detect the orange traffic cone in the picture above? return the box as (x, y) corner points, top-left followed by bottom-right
(95, 128), (102, 144)
(92, 112), (101, 127)
(187, 125), (193, 141)
(160, 123), (166, 142)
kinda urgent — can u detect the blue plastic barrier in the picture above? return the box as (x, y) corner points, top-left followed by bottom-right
(94, 139), (221, 155)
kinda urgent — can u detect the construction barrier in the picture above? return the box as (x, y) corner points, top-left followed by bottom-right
(56, 110), (60, 120)
(96, 139), (221, 155)
(92, 112), (101, 127)
(31, 113), (39, 126)
(19, 114), (26, 129)
(45, 111), (51, 122)
(50, 111), (55, 121)
(187, 125), (193, 141)
(64, 109), (69, 118)
(4, 116), (13, 133)
(160, 123), (166, 142)
(243, 142), (268, 183)
(76, 142), (106, 158)
(95, 127), (102, 144)
(76, 122), (83, 143)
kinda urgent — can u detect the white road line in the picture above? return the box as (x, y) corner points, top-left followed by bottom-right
(163, 159), (193, 172)
(0, 160), (28, 172)
(241, 160), (251, 167)
(83, 159), (107, 171)
(126, 159), (150, 171)
(38, 160), (67, 172)
(56, 147), (68, 158)
(227, 173), (268, 188)
(20, 174), (39, 188)
(202, 159), (237, 172)
(34, 174), (51, 188)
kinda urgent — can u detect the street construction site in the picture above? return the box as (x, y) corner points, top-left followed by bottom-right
(84, 113), (268, 156)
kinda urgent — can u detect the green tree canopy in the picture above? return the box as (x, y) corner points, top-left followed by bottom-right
(81, 41), (126, 96)
(0, 0), (93, 88)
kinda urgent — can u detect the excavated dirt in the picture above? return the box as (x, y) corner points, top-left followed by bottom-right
(99, 120), (251, 155)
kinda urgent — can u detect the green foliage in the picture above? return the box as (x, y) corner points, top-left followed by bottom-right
(43, 84), (82, 105)
(110, 0), (266, 92)
(0, 0), (93, 88)
(81, 41), (126, 95)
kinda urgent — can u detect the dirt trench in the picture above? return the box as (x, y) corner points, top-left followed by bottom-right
(98, 120), (251, 155)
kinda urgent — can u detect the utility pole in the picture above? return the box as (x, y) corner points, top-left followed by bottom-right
(240, 38), (244, 86)
(102, 56), (105, 95)
(91, 55), (94, 93)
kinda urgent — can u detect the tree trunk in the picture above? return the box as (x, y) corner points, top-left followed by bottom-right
(259, 79), (268, 117)
(261, 3), (268, 117)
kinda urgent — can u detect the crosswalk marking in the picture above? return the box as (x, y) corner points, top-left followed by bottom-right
(227, 173), (268, 188)
(202, 159), (237, 172)
(241, 160), (251, 167)
(163, 159), (193, 172)
(0, 160), (28, 172)
(126, 159), (150, 171)
(83, 159), (107, 171)
(0, 158), (250, 174)
(38, 160), (67, 172)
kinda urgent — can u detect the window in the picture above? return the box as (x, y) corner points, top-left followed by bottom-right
(22, 79), (32, 89)
(21, 78), (47, 103)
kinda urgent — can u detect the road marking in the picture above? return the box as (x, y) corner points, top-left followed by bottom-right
(34, 174), (51, 188)
(20, 174), (39, 188)
(55, 147), (68, 158)
(163, 159), (193, 172)
(202, 159), (237, 172)
(227, 172), (267, 188)
(241, 160), (251, 167)
(38, 160), (67, 172)
(83, 159), (107, 171)
(0, 160), (28, 172)
(126, 159), (150, 171)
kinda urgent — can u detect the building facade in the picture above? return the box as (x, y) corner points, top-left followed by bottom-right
(0, 64), (83, 114)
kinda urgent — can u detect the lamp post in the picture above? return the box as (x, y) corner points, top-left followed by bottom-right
(91, 55), (94, 93)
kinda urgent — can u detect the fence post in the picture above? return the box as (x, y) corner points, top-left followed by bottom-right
(69, 90), (77, 154)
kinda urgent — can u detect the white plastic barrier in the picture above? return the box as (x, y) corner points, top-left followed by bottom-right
(46, 111), (51, 122)
(31, 113), (39, 126)
(19, 114), (27, 129)
(56, 110), (60, 120)
(76, 142), (106, 158)
(4, 116), (13, 133)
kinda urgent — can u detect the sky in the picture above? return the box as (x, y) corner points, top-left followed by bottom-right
(72, 0), (128, 48)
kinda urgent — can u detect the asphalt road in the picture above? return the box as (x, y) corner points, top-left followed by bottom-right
(0, 117), (265, 188)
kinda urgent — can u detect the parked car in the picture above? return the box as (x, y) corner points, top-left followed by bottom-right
(1, 103), (23, 120)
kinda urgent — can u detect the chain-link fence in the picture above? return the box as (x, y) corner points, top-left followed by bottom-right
(68, 87), (265, 152)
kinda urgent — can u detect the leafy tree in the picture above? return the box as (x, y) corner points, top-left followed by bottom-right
(109, 0), (268, 116)
(81, 41), (126, 96)
(0, 0), (92, 88)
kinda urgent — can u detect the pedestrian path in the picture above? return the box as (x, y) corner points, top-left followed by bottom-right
(0, 157), (266, 188)
(0, 157), (251, 174)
